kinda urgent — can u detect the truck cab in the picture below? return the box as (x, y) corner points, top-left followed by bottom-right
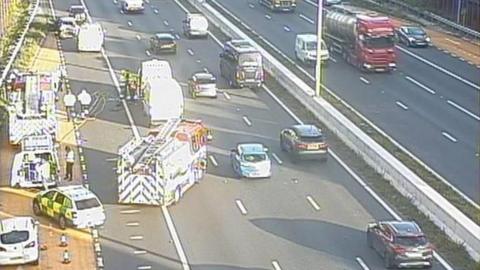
(258, 0), (296, 12)
(219, 40), (264, 89)
(295, 34), (329, 66)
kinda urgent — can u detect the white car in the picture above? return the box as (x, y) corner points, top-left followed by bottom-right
(188, 72), (217, 98)
(121, 0), (145, 13)
(295, 34), (329, 66)
(33, 185), (106, 229)
(0, 217), (40, 266)
(230, 143), (272, 179)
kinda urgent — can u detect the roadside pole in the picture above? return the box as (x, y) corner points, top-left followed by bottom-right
(315, 0), (323, 97)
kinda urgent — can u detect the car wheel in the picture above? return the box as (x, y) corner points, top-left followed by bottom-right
(384, 251), (394, 269)
(407, 40), (412, 47)
(59, 216), (67, 230)
(33, 201), (42, 216)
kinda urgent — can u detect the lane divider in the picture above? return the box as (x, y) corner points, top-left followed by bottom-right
(441, 131), (458, 143)
(242, 116), (252, 126)
(355, 257), (370, 270)
(306, 195), (320, 211)
(447, 99), (480, 121)
(395, 101), (409, 110)
(235, 199), (248, 215)
(208, 155), (218, 167)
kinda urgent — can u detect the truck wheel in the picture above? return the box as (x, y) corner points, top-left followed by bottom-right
(59, 216), (67, 230)
(33, 201), (42, 216)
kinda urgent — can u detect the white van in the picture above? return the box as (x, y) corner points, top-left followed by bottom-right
(121, 0), (145, 13)
(295, 34), (329, 66)
(0, 217), (39, 266)
(77, 23), (104, 52)
(183, 13), (209, 38)
(140, 59), (172, 82)
(143, 78), (184, 126)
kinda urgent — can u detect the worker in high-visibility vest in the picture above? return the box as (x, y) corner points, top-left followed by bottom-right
(119, 69), (127, 99)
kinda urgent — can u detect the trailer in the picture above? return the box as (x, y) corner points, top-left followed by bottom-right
(6, 72), (59, 145)
(11, 134), (59, 188)
(324, 5), (396, 72)
(117, 118), (211, 206)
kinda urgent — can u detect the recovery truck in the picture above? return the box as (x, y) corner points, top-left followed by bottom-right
(6, 72), (59, 145)
(116, 118), (211, 206)
(324, 4), (396, 72)
(11, 134), (59, 188)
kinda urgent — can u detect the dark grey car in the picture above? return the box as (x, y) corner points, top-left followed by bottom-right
(396, 26), (431, 47)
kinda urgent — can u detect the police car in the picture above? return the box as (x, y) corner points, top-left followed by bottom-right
(32, 186), (105, 229)
(0, 217), (40, 266)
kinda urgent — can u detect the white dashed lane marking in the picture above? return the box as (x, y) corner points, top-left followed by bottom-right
(299, 13), (314, 24)
(208, 155), (218, 167)
(126, 222), (140, 227)
(306, 195), (321, 211)
(145, 50), (151, 56)
(272, 260), (282, 270)
(271, 153), (283, 165)
(265, 14), (271, 20)
(447, 99), (480, 121)
(127, 20), (132, 26)
(283, 25), (291, 32)
(223, 91), (231, 100)
(405, 76), (436, 95)
(120, 209), (140, 214)
(356, 257), (371, 270)
(137, 266), (152, 270)
(163, 20), (169, 26)
(133, 250), (147, 255)
(242, 116), (252, 126)
(235, 199), (248, 215)
(187, 49), (194, 56)
(395, 101), (408, 110)
(129, 235), (144, 240)
(442, 131), (458, 143)
(360, 77), (370, 84)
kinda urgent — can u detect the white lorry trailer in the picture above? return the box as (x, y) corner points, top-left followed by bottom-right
(77, 23), (104, 52)
(143, 78), (184, 126)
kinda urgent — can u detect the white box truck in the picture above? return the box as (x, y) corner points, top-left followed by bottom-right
(77, 23), (104, 52)
(143, 78), (184, 126)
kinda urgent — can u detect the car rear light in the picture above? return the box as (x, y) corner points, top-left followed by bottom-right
(0, 246), (6, 252)
(387, 48), (394, 53)
(392, 245), (406, 254)
(24, 241), (35, 248)
(319, 142), (328, 149)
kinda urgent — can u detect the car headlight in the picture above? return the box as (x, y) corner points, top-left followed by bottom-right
(408, 37), (415, 42)
(426, 37), (431, 42)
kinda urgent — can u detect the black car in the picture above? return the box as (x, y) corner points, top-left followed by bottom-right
(396, 26), (431, 47)
(280, 124), (328, 161)
(367, 221), (434, 269)
(150, 33), (177, 54)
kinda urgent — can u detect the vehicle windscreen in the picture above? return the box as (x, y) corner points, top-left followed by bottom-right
(158, 37), (174, 44)
(305, 41), (317, 50)
(300, 135), (324, 143)
(0, 231), (29, 244)
(242, 153), (267, 162)
(70, 7), (85, 14)
(238, 52), (262, 66)
(364, 36), (394, 49)
(75, 198), (101, 210)
(196, 77), (216, 84)
(406, 27), (425, 35)
(395, 236), (428, 247)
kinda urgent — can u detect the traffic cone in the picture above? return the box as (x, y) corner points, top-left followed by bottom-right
(59, 233), (68, 247)
(62, 249), (71, 264)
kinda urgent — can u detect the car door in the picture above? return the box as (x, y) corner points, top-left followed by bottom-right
(52, 192), (66, 220)
(41, 191), (56, 217)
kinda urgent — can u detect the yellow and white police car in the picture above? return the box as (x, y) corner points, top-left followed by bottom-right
(0, 217), (40, 266)
(32, 185), (105, 229)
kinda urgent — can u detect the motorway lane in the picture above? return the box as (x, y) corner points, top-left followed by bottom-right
(70, 0), (451, 268)
(294, 0), (480, 85)
(215, 0), (480, 201)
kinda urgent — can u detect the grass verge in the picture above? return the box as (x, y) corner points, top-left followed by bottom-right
(180, 0), (479, 268)
(0, 1), (30, 66)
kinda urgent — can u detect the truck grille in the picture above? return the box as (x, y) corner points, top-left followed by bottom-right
(280, 1), (292, 6)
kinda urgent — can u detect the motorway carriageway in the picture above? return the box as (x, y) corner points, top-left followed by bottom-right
(215, 0), (480, 203)
(51, 0), (453, 269)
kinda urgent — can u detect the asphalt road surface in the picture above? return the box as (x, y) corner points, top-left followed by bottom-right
(50, 0), (452, 269)
(214, 0), (480, 202)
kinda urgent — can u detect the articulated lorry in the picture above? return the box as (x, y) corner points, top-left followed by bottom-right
(324, 5), (396, 72)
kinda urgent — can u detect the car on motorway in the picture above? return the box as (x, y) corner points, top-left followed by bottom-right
(183, 13), (209, 38)
(0, 217), (40, 266)
(120, 0), (145, 13)
(230, 143), (272, 178)
(55, 17), (79, 39)
(150, 33), (177, 54)
(324, 0), (343, 6)
(32, 185), (106, 230)
(280, 124), (328, 161)
(68, 5), (87, 24)
(367, 220), (434, 269)
(219, 40), (264, 89)
(188, 72), (218, 98)
(258, 0), (296, 12)
(396, 25), (431, 47)
(295, 34), (329, 66)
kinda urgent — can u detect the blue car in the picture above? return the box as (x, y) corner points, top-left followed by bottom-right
(230, 143), (272, 179)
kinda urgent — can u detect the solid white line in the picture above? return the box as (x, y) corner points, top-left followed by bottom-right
(299, 13), (314, 24)
(271, 153), (283, 165)
(133, 250), (147, 255)
(442, 131), (458, 143)
(137, 266), (152, 270)
(405, 76), (436, 95)
(263, 85), (303, 124)
(355, 257), (370, 270)
(447, 100), (480, 121)
(283, 26), (291, 32)
(126, 222), (140, 227)
(265, 14), (271, 20)
(395, 101), (408, 110)
(187, 49), (194, 56)
(223, 91), (231, 100)
(163, 20), (169, 26)
(306, 195), (320, 211)
(208, 155), (218, 167)
(120, 209), (140, 214)
(272, 260), (282, 270)
(235, 199), (248, 215)
(162, 205), (190, 270)
(242, 116), (252, 126)
(129, 235), (144, 240)
(360, 77), (370, 84)
(397, 45), (480, 91)
(127, 20), (132, 26)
